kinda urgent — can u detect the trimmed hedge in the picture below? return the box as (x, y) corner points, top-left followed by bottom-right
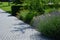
(11, 5), (23, 16)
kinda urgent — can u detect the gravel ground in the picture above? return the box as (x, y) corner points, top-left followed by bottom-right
(0, 9), (52, 40)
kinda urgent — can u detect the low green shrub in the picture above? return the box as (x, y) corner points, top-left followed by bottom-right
(24, 11), (37, 24)
(18, 10), (40, 24)
(37, 12), (60, 39)
(24, 13), (33, 24)
(45, 8), (56, 14)
(16, 10), (30, 21)
(20, 10), (29, 20)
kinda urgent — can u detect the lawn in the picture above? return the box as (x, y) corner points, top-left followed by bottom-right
(0, 2), (14, 13)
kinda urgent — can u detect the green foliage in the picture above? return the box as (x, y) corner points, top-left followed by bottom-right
(24, 0), (45, 14)
(37, 13), (60, 38)
(14, 0), (23, 4)
(24, 10), (38, 24)
(18, 10), (29, 20)
(11, 5), (20, 16)
(0, 2), (13, 13)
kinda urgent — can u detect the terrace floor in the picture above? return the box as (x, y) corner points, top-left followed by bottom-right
(0, 9), (52, 40)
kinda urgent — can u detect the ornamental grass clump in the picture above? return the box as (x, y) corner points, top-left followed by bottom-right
(37, 11), (60, 39)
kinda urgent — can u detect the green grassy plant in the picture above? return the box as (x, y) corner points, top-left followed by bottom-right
(37, 13), (60, 38)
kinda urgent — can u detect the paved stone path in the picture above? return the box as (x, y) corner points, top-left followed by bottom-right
(0, 9), (52, 40)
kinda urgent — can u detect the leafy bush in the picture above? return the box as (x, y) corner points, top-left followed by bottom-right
(17, 9), (40, 24)
(16, 9), (29, 20)
(37, 11), (60, 39)
(14, 0), (23, 4)
(24, 0), (45, 14)
(45, 8), (56, 14)
(24, 10), (38, 24)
